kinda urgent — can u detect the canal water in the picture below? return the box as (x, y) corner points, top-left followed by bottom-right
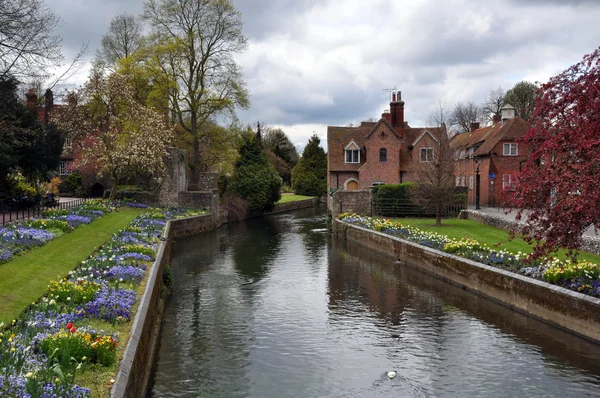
(149, 207), (600, 397)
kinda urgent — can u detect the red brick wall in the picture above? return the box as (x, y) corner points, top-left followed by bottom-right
(358, 125), (402, 188)
(403, 133), (439, 183)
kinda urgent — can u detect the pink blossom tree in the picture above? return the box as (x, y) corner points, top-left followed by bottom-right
(511, 48), (600, 259)
(56, 72), (174, 200)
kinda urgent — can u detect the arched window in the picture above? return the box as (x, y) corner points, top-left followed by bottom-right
(379, 148), (387, 162)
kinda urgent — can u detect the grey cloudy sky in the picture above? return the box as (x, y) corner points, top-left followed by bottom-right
(47, 0), (600, 151)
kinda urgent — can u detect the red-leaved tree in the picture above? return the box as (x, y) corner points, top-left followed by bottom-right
(511, 47), (600, 259)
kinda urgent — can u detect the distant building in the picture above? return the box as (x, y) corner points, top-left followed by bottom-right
(450, 105), (532, 207)
(326, 91), (445, 204)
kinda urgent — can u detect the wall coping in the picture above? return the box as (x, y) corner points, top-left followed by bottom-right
(111, 220), (172, 397)
(337, 219), (600, 307)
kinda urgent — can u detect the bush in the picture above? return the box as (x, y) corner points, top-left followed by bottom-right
(372, 183), (418, 217)
(60, 172), (85, 197)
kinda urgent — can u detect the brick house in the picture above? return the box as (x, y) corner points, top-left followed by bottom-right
(450, 105), (532, 207)
(26, 89), (107, 197)
(327, 91), (445, 204)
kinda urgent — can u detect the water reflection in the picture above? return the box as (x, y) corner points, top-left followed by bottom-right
(149, 208), (600, 397)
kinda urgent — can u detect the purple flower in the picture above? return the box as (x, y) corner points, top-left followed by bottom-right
(106, 265), (145, 284)
(81, 287), (137, 322)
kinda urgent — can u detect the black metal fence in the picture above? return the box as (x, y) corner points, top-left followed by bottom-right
(0, 198), (89, 226)
(371, 198), (467, 218)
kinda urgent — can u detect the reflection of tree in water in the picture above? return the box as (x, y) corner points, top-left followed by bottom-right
(230, 216), (283, 279)
(297, 214), (328, 263)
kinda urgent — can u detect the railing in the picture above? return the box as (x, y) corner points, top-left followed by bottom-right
(371, 198), (467, 218)
(0, 198), (89, 226)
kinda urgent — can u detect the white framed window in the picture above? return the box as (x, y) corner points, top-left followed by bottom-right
(503, 143), (518, 156)
(372, 182), (385, 186)
(502, 174), (517, 190)
(469, 175), (474, 190)
(461, 176), (466, 187)
(60, 161), (72, 176)
(420, 147), (434, 162)
(456, 176), (460, 186)
(345, 149), (360, 163)
(64, 137), (72, 149)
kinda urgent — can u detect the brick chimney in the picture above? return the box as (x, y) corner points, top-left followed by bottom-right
(381, 110), (391, 123)
(470, 122), (480, 132)
(492, 114), (501, 124)
(44, 89), (54, 124)
(25, 89), (37, 110)
(389, 90), (405, 130)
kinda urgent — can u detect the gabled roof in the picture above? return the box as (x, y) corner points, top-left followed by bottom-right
(410, 129), (439, 146)
(365, 118), (402, 139)
(450, 117), (531, 157)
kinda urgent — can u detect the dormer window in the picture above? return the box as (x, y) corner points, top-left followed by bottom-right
(503, 143), (518, 156)
(344, 141), (360, 163)
(420, 147), (434, 162)
(64, 137), (72, 149)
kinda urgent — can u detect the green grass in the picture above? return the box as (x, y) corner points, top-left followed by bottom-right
(0, 208), (144, 325)
(276, 194), (314, 204)
(394, 218), (600, 264)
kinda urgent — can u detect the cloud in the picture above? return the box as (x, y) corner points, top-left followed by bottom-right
(45, 0), (600, 149)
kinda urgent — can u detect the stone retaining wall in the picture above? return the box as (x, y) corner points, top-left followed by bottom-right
(112, 198), (320, 397)
(336, 219), (600, 344)
(460, 209), (600, 256)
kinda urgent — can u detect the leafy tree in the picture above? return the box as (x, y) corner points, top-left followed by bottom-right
(291, 134), (327, 196)
(449, 101), (482, 133)
(142, 0), (249, 188)
(505, 81), (539, 121)
(0, 0), (62, 79)
(481, 86), (506, 123)
(261, 126), (298, 185)
(229, 131), (281, 211)
(510, 48), (600, 259)
(262, 127), (299, 166)
(0, 76), (62, 190)
(54, 72), (174, 200)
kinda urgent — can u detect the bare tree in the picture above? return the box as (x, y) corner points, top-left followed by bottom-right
(0, 0), (62, 79)
(481, 86), (506, 123)
(450, 101), (481, 133)
(143, 0), (249, 188)
(410, 126), (457, 226)
(97, 13), (143, 68)
(427, 101), (451, 133)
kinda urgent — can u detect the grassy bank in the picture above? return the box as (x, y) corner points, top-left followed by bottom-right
(394, 218), (600, 263)
(277, 194), (314, 204)
(0, 208), (144, 325)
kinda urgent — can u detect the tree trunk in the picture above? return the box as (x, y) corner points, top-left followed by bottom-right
(109, 173), (120, 201)
(435, 203), (442, 226)
(189, 136), (200, 190)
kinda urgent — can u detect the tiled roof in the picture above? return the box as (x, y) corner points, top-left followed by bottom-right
(450, 117), (531, 157)
(327, 125), (372, 171)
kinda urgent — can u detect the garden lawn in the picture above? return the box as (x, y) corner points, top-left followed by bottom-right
(0, 208), (144, 325)
(393, 218), (600, 264)
(277, 194), (314, 204)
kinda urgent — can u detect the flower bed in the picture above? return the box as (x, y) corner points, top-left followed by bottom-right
(338, 213), (600, 299)
(0, 201), (113, 264)
(0, 207), (205, 397)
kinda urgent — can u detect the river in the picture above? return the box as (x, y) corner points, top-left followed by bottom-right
(148, 207), (600, 397)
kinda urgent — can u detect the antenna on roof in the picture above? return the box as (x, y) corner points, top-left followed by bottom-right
(383, 86), (399, 102)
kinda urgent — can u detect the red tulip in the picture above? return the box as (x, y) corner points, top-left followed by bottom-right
(70, 327), (76, 333)
(66, 322), (73, 330)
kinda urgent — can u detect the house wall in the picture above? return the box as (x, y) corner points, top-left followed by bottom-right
(358, 126), (402, 188)
(402, 133), (440, 183)
(491, 140), (532, 206)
